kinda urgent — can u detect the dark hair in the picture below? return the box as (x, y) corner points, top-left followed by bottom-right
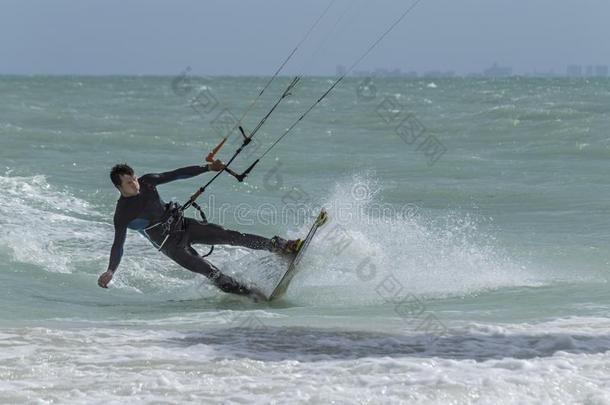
(110, 163), (134, 187)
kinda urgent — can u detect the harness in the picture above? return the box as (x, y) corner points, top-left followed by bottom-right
(144, 201), (214, 257)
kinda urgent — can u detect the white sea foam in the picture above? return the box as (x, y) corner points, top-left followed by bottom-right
(0, 175), (198, 293)
(262, 174), (544, 305)
(0, 174), (104, 273)
(1, 317), (609, 404)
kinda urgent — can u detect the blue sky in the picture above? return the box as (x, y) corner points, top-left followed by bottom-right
(0, 0), (607, 75)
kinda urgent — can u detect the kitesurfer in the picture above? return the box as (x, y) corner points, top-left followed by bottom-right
(98, 162), (300, 300)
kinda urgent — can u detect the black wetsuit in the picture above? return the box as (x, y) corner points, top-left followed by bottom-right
(108, 165), (273, 296)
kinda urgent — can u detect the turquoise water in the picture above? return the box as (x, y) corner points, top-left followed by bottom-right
(1, 76), (610, 403)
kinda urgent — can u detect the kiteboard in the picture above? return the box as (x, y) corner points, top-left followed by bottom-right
(268, 209), (329, 301)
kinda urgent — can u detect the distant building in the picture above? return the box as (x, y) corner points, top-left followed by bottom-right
(565, 64), (608, 77)
(567, 65), (582, 77)
(336, 65), (347, 76)
(595, 65), (609, 77)
(483, 62), (512, 77)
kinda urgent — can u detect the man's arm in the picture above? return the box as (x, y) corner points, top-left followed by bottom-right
(141, 165), (210, 186)
(98, 224), (127, 288)
(141, 160), (224, 186)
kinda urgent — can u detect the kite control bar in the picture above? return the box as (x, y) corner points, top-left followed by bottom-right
(204, 126), (258, 183)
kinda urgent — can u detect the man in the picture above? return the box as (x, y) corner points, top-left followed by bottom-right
(98, 161), (300, 301)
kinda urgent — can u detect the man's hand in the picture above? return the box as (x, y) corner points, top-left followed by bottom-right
(98, 270), (114, 288)
(207, 159), (225, 172)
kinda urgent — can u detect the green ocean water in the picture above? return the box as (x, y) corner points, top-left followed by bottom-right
(1, 75), (610, 403)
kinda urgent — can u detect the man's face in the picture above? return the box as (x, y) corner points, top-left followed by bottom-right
(118, 173), (140, 196)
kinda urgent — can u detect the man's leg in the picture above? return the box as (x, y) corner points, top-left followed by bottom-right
(164, 241), (256, 297)
(184, 218), (273, 251)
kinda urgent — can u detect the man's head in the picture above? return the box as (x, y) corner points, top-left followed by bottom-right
(110, 163), (140, 197)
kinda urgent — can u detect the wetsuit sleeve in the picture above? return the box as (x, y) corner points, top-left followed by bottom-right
(108, 223), (127, 272)
(140, 165), (210, 186)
